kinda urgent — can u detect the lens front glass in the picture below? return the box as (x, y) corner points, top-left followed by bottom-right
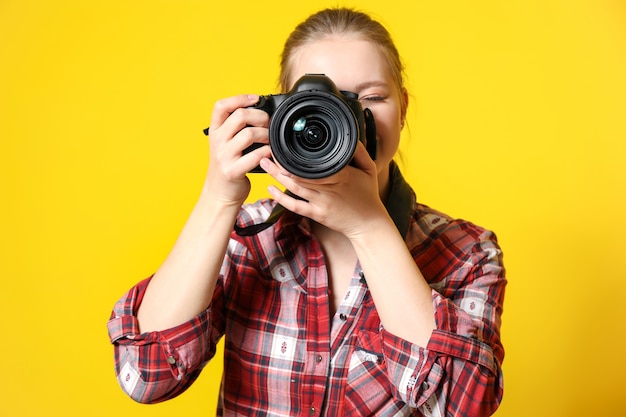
(292, 116), (331, 153)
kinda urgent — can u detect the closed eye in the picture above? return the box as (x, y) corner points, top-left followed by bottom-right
(360, 95), (386, 103)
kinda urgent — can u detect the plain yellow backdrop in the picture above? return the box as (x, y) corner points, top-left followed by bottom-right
(1, 0), (625, 416)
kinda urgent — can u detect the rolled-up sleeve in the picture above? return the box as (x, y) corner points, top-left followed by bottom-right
(107, 277), (217, 404)
(381, 227), (506, 417)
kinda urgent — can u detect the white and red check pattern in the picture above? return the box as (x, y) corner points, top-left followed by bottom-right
(108, 177), (506, 416)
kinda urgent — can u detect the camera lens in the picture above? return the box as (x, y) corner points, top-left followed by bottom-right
(292, 116), (330, 152)
(269, 92), (359, 179)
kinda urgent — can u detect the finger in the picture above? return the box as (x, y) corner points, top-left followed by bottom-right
(260, 158), (316, 199)
(230, 125), (269, 150)
(237, 139), (271, 171)
(259, 155), (288, 177)
(231, 144), (272, 175)
(267, 184), (314, 217)
(219, 107), (270, 139)
(216, 127), (270, 173)
(259, 157), (293, 184)
(209, 94), (260, 131)
(228, 126), (270, 171)
(349, 141), (376, 172)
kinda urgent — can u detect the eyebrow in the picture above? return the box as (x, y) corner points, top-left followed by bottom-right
(353, 80), (390, 91)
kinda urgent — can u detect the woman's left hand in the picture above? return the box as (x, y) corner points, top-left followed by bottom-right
(260, 142), (390, 239)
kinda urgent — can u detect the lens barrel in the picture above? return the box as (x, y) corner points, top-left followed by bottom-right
(269, 91), (359, 179)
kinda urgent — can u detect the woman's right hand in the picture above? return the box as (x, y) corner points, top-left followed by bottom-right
(205, 94), (271, 205)
(137, 95), (270, 333)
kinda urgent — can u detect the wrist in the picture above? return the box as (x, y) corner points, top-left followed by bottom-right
(347, 213), (398, 247)
(201, 175), (249, 209)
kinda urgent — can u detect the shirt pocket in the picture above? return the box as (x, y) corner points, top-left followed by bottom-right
(347, 330), (388, 388)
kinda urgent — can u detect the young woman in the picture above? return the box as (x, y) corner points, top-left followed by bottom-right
(108, 8), (506, 416)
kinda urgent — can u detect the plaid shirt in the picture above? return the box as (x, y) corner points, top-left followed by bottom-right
(108, 171), (506, 417)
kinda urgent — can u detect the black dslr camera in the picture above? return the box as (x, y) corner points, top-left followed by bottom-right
(242, 74), (377, 179)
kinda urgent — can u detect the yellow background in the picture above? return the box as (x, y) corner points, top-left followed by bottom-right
(1, 0), (624, 416)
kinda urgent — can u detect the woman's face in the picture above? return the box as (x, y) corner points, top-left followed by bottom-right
(288, 37), (407, 183)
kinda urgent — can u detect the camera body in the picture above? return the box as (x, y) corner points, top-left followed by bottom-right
(247, 74), (377, 179)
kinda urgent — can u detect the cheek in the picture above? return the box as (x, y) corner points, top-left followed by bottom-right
(370, 109), (402, 160)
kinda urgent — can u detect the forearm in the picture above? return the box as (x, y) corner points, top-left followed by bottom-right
(350, 215), (435, 347)
(137, 184), (241, 332)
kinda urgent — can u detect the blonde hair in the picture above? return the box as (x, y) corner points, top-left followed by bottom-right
(279, 8), (406, 114)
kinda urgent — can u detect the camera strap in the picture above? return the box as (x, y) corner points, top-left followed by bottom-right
(233, 203), (289, 236)
(233, 161), (413, 239)
(384, 161), (413, 240)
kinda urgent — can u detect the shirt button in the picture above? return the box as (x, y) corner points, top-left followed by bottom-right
(339, 313), (347, 321)
(422, 381), (429, 391)
(167, 356), (176, 365)
(309, 406), (316, 415)
(316, 355), (323, 363)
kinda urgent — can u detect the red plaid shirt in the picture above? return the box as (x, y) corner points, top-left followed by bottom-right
(108, 180), (506, 416)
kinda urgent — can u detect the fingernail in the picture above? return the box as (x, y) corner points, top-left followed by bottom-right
(248, 94), (259, 101)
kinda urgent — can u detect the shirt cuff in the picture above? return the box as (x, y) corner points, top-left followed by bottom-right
(107, 277), (213, 376)
(380, 328), (438, 408)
